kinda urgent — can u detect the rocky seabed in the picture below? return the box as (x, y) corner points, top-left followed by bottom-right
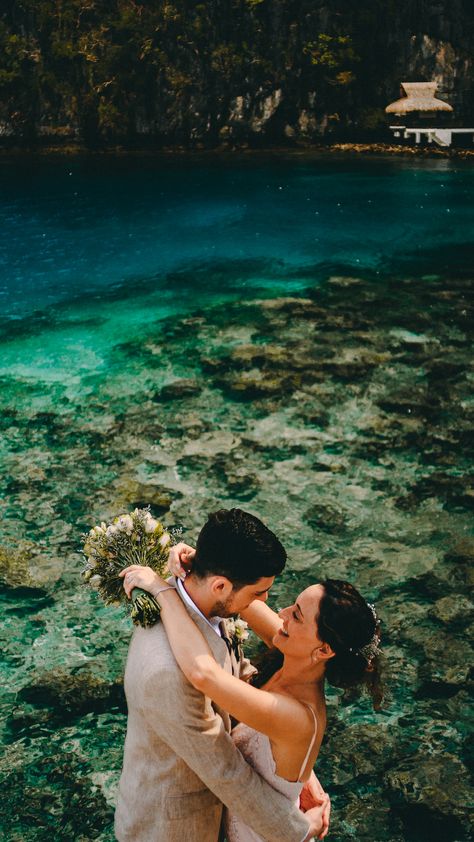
(1, 271), (473, 841)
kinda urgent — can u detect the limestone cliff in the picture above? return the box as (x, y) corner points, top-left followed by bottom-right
(0, 0), (472, 146)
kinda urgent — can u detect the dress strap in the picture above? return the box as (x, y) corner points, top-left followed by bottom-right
(297, 703), (318, 781)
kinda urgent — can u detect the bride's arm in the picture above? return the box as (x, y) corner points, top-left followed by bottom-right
(240, 600), (283, 647)
(120, 565), (310, 745)
(167, 543), (283, 646)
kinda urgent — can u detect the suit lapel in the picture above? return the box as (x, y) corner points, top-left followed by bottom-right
(219, 619), (240, 677)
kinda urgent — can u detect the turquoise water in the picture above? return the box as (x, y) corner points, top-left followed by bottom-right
(1, 154), (473, 320)
(0, 154), (473, 841)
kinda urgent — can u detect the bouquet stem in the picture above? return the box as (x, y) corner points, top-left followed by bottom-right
(130, 587), (162, 628)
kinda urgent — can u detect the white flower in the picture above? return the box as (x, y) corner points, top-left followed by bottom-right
(93, 525), (105, 535)
(106, 524), (118, 537)
(226, 619), (236, 637)
(89, 575), (102, 589)
(100, 521), (107, 531)
(234, 619), (249, 641)
(87, 556), (97, 567)
(83, 569), (92, 582)
(144, 518), (158, 534)
(118, 515), (133, 532)
(159, 532), (171, 547)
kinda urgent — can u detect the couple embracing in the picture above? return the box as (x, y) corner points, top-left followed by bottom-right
(115, 508), (382, 842)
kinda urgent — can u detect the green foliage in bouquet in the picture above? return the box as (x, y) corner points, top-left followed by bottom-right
(81, 508), (172, 627)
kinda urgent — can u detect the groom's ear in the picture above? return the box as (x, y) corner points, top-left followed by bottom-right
(209, 575), (233, 598)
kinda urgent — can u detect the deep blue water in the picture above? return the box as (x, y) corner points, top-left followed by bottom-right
(1, 154), (473, 322)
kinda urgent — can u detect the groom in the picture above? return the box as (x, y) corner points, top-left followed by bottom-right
(115, 508), (324, 842)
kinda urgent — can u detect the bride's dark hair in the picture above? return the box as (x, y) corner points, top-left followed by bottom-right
(317, 579), (383, 709)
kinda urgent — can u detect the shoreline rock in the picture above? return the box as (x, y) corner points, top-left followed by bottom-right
(0, 142), (473, 159)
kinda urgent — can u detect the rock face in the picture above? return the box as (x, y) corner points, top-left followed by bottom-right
(0, 1), (473, 146)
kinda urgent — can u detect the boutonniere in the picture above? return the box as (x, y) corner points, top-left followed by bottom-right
(226, 618), (249, 642)
(223, 617), (249, 660)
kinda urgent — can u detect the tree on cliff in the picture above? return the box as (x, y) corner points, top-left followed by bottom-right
(0, 0), (472, 146)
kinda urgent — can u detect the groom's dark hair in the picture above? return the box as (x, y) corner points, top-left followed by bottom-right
(193, 508), (286, 588)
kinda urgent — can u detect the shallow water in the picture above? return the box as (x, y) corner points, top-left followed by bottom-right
(0, 154), (473, 841)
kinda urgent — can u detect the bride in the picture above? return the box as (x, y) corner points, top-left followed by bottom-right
(120, 548), (382, 842)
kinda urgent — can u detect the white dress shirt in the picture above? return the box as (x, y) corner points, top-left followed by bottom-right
(177, 577), (223, 637)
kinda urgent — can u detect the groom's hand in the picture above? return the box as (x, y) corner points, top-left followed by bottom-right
(167, 542), (195, 580)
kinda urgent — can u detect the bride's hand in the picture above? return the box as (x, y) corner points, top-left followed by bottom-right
(119, 565), (166, 599)
(167, 542), (196, 580)
(303, 796), (330, 841)
(300, 770), (329, 800)
(300, 774), (331, 840)
(317, 795), (330, 840)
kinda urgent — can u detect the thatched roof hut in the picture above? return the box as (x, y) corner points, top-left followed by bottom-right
(386, 82), (453, 115)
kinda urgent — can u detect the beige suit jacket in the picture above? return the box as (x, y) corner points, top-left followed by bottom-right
(115, 582), (310, 842)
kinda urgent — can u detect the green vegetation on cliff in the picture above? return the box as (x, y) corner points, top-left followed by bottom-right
(1, 0), (473, 146)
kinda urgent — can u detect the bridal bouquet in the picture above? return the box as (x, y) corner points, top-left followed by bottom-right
(81, 508), (173, 627)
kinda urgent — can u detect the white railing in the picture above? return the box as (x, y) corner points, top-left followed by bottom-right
(389, 126), (474, 148)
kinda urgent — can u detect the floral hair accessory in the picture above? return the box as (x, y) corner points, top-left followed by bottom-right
(348, 602), (381, 664)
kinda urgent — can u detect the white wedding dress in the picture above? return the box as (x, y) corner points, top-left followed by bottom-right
(224, 704), (317, 842)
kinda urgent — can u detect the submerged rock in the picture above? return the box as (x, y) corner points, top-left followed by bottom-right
(413, 621), (474, 698)
(183, 431), (241, 457)
(216, 370), (299, 399)
(154, 379), (202, 400)
(385, 753), (472, 840)
(0, 544), (63, 591)
(401, 472), (474, 511)
(212, 455), (261, 501)
(332, 792), (405, 841)
(377, 385), (440, 419)
(429, 594), (474, 626)
(304, 503), (347, 533)
(0, 744), (113, 841)
(325, 723), (398, 785)
(18, 669), (125, 720)
(0, 544), (36, 589)
(177, 449), (261, 501)
(115, 479), (175, 513)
